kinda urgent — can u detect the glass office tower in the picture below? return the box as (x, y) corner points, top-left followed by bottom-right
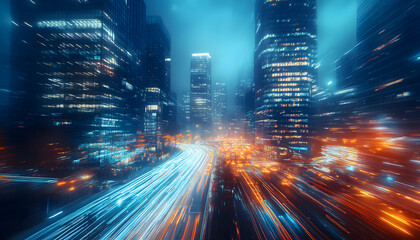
(143, 16), (171, 154)
(10, 0), (146, 169)
(254, 0), (317, 156)
(190, 53), (212, 138)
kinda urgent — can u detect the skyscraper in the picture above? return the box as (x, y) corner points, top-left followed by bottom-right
(190, 53), (212, 138)
(10, 0), (146, 169)
(320, 0), (420, 143)
(162, 91), (177, 136)
(180, 92), (191, 133)
(244, 83), (256, 141)
(144, 16), (171, 94)
(312, 0), (419, 182)
(213, 82), (227, 135)
(353, 0), (419, 136)
(143, 16), (171, 154)
(230, 80), (249, 137)
(254, 0), (317, 156)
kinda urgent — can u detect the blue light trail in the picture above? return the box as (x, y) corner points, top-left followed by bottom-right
(22, 144), (214, 240)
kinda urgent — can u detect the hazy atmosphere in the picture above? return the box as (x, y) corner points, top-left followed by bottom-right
(146, 0), (356, 109)
(0, 0), (356, 108)
(1, 0), (418, 239)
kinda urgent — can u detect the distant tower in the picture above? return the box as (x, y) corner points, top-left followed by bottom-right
(181, 92), (191, 132)
(190, 53), (212, 138)
(213, 82), (227, 135)
(254, 0), (317, 156)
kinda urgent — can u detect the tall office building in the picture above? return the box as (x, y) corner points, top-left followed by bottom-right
(180, 92), (191, 133)
(244, 83), (256, 141)
(321, 0), (420, 142)
(144, 16), (171, 93)
(143, 16), (171, 153)
(162, 91), (177, 136)
(235, 81), (247, 120)
(230, 80), (249, 137)
(254, 0), (317, 156)
(190, 53), (212, 138)
(353, 0), (419, 135)
(10, 0), (146, 169)
(233, 80), (255, 141)
(213, 82), (227, 135)
(312, 0), (419, 182)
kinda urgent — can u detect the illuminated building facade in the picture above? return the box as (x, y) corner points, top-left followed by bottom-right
(10, 0), (146, 169)
(143, 16), (171, 153)
(254, 0), (317, 155)
(190, 53), (212, 138)
(143, 87), (163, 153)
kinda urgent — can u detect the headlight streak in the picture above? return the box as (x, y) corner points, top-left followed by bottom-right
(216, 139), (420, 239)
(24, 144), (214, 240)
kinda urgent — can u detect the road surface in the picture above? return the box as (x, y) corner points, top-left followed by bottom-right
(209, 143), (420, 239)
(19, 144), (214, 240)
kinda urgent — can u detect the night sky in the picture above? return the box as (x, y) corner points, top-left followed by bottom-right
(0, 0), (356, 109)
(145, 0), (356, 110)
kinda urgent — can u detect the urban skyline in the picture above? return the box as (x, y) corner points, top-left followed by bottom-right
(0, 0), (419, 239)
(0, 0), (357, 110)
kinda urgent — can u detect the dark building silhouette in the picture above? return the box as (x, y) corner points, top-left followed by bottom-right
(144, 16), (171, 93)
(316, 0), (419, 143)
(180, 92), (191, 133)
(353, 0), (419, 135)
(254, 0), (317, 156)
(213, 82), (227, 136)
(190, 53), (212, 138)
(10, 0), (146, 170)
(143, 16), (172, 154)
(313, 0), (419, 184)
(163, 91), (177, 136)
(244, 83), (255, 141)
(230, 80), (250, 137)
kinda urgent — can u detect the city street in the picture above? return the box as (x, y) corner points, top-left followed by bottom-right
(1, 0), (419, 239)
(207, 141), (420, 239)
(16, 142), (420, 240)
(18, 144), (214, 240)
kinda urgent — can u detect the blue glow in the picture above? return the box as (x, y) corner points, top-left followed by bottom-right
(27, 144), (214, 239)
(386, 175), (395, 182)
(290, 147), (309, 151)
(48, 211), (63, 219)
(346, 165), (354, 171)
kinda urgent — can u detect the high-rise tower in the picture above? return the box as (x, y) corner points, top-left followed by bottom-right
(190, 53), (212, 138)
(143, 16), (171, 153)
(10, 0), (146, 169)
(213, 82), (227, 135)
(254, 0), (317, 156)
